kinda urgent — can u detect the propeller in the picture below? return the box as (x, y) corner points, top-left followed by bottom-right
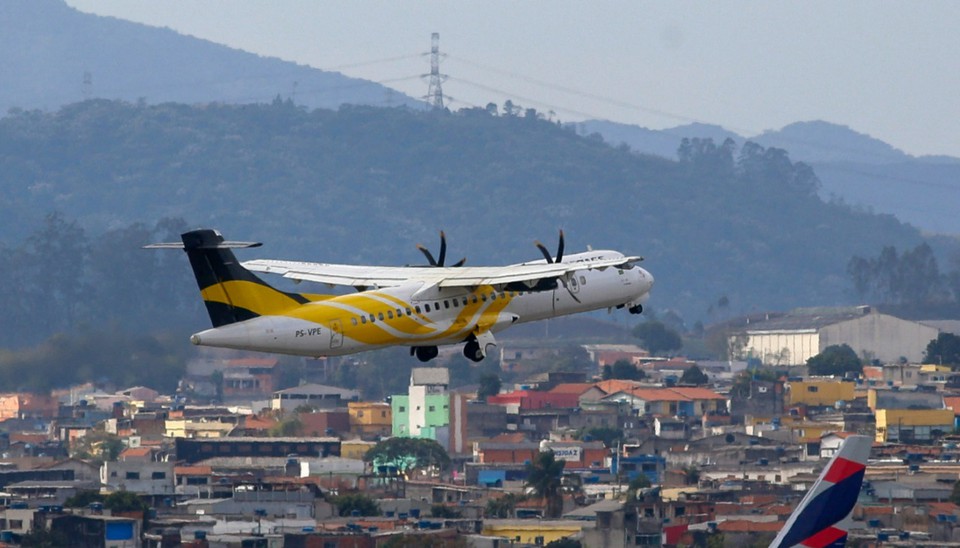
(535, 230), (565, 264)
(534, 230), (581, 303)
(417, 231), (466, 267)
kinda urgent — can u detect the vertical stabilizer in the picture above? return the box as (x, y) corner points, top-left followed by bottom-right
(147, 229), (313, 327)
(769, 435), (872, 548)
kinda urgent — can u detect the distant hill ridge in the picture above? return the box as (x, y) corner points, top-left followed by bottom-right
(0, 0), (422, 113)
(578, 119), (960, 235)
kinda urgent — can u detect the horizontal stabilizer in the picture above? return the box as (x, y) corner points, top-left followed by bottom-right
(144, 241), (262, 250)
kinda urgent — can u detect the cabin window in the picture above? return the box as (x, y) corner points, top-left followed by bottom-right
(378, 312), (385, 321)
(387, 310), (394, 319)
(369, 314), (376, 323)
(472, 295), (478, 304)
(580, 276), (586, 284)
(498, 292), (506, 299)
(396, 308), (402, 317)
(406, 307), (412, 315)
(444, 300), (450, 309)
(491, 293), (497, 301)
(416, 305), (423, 314)
(361, 316), (367, 324)
(452, 299), (459, 308)
(462, 297), (468, 305)
(434, 302), (440, 310)
(351, 318), (358, 326)
(481, 294), (487, 302)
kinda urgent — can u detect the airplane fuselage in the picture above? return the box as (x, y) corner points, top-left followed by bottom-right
(190, 249), (653, 358)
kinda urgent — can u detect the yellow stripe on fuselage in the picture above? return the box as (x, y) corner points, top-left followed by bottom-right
(278, 285), (516, 347)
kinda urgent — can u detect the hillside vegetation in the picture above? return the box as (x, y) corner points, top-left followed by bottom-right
(0, 100), (934, 346)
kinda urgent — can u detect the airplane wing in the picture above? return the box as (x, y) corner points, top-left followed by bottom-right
(243, 256), (643, 290)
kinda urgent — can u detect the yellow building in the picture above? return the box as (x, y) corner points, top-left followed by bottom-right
(348, 401), (392, 438)
(875, 408), (954, 443)
(340, 439), (377, 460)
(788, 380), (855, 407)
(481, 519), (585, 545)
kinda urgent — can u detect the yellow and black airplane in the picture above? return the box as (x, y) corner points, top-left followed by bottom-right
(149, 229), (653, 362)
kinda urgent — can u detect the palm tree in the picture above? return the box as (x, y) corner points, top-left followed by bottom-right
(526, 451), (566, 518)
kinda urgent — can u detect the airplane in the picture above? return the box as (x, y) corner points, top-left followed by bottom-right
(769, 434), (872, 548)
(147, 228), (653, 362)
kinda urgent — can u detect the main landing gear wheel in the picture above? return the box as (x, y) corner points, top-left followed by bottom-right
(463, 340), (484, 362)
(413, 346), (439, 362)
(628, 305), (643, 314)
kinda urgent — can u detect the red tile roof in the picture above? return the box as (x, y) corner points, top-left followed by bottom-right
(549, 383), (596, 395)
(717, 520), (783, 532)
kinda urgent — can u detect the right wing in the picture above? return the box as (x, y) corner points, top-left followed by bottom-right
(243, 256), (643, 291)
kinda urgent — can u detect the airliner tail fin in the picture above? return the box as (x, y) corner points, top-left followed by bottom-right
(769, 435), (872, 548)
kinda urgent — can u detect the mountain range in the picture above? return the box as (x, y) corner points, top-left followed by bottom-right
(578, 120), (960, 235)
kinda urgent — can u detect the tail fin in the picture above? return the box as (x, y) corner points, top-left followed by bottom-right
(147, 228), (312, 327)
(770, 435), (872, 548)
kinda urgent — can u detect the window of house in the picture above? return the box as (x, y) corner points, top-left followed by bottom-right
(399, 406), (406, 412)
(429, 406), (436, 412)
(125, 471), (140, 480)
(152, 471), (166, 480)
(357, 411), (364, 418)
(807, 386), (818, 393)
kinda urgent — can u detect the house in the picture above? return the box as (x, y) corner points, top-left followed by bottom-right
(271, 384), (359, 412)
(347, 401), (391, 439)
(390, 368), (468, 454)
(788, 379), (856, 408)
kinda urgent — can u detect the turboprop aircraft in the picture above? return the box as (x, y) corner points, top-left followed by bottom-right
(148, 228), (653, 362)
(769, 434), (872, 548)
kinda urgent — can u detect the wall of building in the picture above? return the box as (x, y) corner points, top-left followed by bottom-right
(788, 380), (856, 407)
(821, 313), (940, 364)
(742, 331), (819, 366)
(875, 408), (955, 443)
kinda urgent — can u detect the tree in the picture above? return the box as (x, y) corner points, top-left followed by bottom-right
(477, 373), (502, 401)
(579, 427), (623, 448)
(64, 490), (105, 508)
(485, 493), (526, 518)
(679, 365), (709, 386)
(925, 333), (960, 367)
(331, 493), (381, 516)
(632, 321), (683, 356)
(602, 359), (645, 381)
(364, 437), (451, 476)
(104, 491), (148, 513)
(526, 451), (566, 518)
(806, 344), (862, 376)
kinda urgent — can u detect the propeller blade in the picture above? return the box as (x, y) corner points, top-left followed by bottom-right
(556, 230), (565, 263)
(535, 240), (554, 263)
(416, 244), (438, 266)
(451, 258), (467, 267)
(437, 231), (447, 267)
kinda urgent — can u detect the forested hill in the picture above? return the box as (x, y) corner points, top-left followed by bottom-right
(0, 100), (931, 345)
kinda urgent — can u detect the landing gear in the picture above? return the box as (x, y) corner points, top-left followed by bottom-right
(412, 345), (439, 362)
(628, 304), (643, 314)
(463, 340), (484, 362)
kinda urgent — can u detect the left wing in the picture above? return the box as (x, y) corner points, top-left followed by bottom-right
(243, 256), (642, 290)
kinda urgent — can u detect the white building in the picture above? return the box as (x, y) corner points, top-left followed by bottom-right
(731, 306), (960, 366)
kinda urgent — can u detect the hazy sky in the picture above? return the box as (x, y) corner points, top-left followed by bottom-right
(66, 1), (960, 158)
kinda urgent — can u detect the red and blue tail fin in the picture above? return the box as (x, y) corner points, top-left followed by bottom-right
(770, 435), (872, 548)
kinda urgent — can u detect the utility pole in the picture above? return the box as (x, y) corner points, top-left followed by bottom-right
(424, 32), (446, 109)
